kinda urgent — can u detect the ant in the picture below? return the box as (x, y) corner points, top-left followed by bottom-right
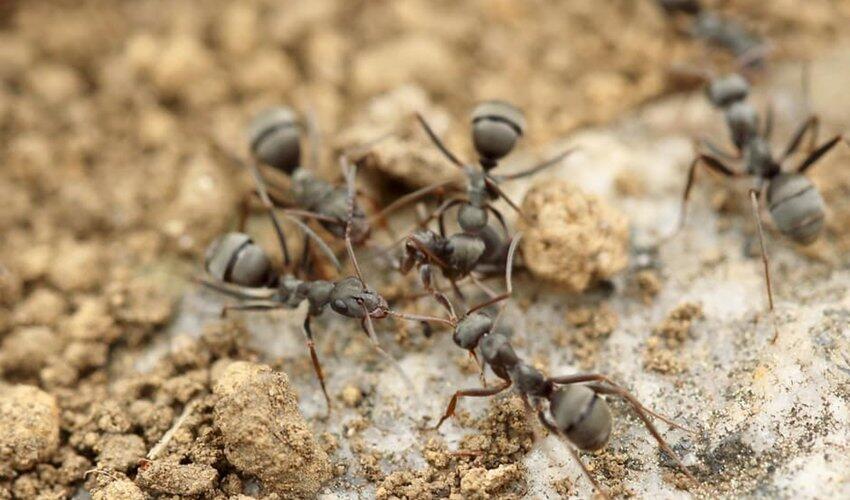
(669, 70), (847, 342)
(427, 234), (696, 498)
(375, 101), (572, 299)
(223, 106), (378, 273)
(656, 0), (769, 69)
(197, 158), (450, 411)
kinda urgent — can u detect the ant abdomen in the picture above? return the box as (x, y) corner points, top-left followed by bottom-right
(470, 100), (526, 166)
(767, 174), (826, 245)
(550, 385), (613, 452)
(248, 106), (302, 175)
(204, 232), (274, 287)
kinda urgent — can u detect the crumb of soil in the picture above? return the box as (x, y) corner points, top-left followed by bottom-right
(91, 477), (145, 500)
(213, 361), (331, 497)
(559, 304), (619, 369)
(135, 459), (218, 496)
(644, 302), (703, 374)
(632, 269), (663, 305)
(0, 384), (60, 475)
(520, 180), (629, 292)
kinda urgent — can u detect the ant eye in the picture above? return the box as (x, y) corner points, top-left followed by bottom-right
(332, 299), (348, 313)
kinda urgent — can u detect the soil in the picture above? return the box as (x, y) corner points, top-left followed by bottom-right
(1, 0), (850, 498)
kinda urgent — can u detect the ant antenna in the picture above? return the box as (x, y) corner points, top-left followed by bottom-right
(415, 112), (465, 168)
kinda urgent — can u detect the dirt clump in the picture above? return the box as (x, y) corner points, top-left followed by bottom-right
(644, 302), (704, 374)
(135, 459), (219, 496)
(559, 304), (619, 368)
(0, 384), (60, 474)
(91, 476), (145, 500)
(339, 85), (462, 189)
(213, 361), (332, 498)
(520, 180), (629, 292)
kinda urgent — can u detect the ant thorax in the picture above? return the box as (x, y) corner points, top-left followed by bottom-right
(743, 137), (779, 178)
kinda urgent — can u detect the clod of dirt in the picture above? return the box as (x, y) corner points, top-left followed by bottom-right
(0, 326), (60, 376)
(136, 459), (218, 496)
(0, 384), (60, 474)
(212, 361), (331, 498)
(459, 463), (524, 499)
(520, 180), (629, 292)
(91, 477), (145, 500)
(644, 302), (703, 374)
(338, 85), (461, 189)
(94, 434), (147, 473)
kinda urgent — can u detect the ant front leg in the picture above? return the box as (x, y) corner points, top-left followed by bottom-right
(783, 116), (821, 161)
(419, 264), (457, 322)
(303, 315), (332, 413)
(667, 153), (742, 241)
(433, 379), (511, 430)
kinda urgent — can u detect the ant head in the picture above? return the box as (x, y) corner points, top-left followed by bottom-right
(470, 100), (526, 167)
(549, 385), (612, 451)
(247, 106), (303, 174)
(205, 232), (274, 288)
(453, 311), (493, 350)
(458, 204), (489, 233)
(330, 277), (386, 318)
(706, 74), (749, 108)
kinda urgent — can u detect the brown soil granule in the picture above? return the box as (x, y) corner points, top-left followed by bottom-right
(644, 302), (704, 374)
(521, 180), (629, 292)
(0, 384), (60, 475)
(559, 304), (619, 369)
(135, 459), (219, 496)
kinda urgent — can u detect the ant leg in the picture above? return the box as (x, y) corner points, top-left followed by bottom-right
(192, 277), (276, 300)
(748, 189), (780, 343)
(449, 278), (467, 304)
(584, 382), (697, 485)
(302, 315), (331, 412)
(433, 379), (511, 429)
(547, 373), (696, 483)
(246, 160), (292, 267)
(763, 101), (774, 142)
(698, 137), (740, 161)
(796, 134), (845, 173)
(358, 304), (416, 392)
(415, 113), (465, 168)
(782, 116), (821, 161)
(420, 264), (457, 322)
(297, 230), (311, 279)
(437, 199), (466, 237)
(220, 301), (283, 318)
(280, 213), (341, 271)
(535, 407), (610, 500)
(466, 234), (522, 314)
(483, 176), (526, 219)
(369, 180), (458, 225)
(665, 153), (741, 242)
(495, 148), (576, 182)
(486, 205), (510, 239)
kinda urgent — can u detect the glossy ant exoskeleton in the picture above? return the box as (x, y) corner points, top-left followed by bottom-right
(426, 234), (696, 498)
(197, 159), (451, 411)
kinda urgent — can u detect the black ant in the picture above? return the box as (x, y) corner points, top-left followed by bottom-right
(220, 106), (381, 274)
(668, 70), (847, 342)
(374, 101), (572, 299)
(197, 158), (450, 411)
(426, 234), (696, 498)
(656, 0), (770, 69)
